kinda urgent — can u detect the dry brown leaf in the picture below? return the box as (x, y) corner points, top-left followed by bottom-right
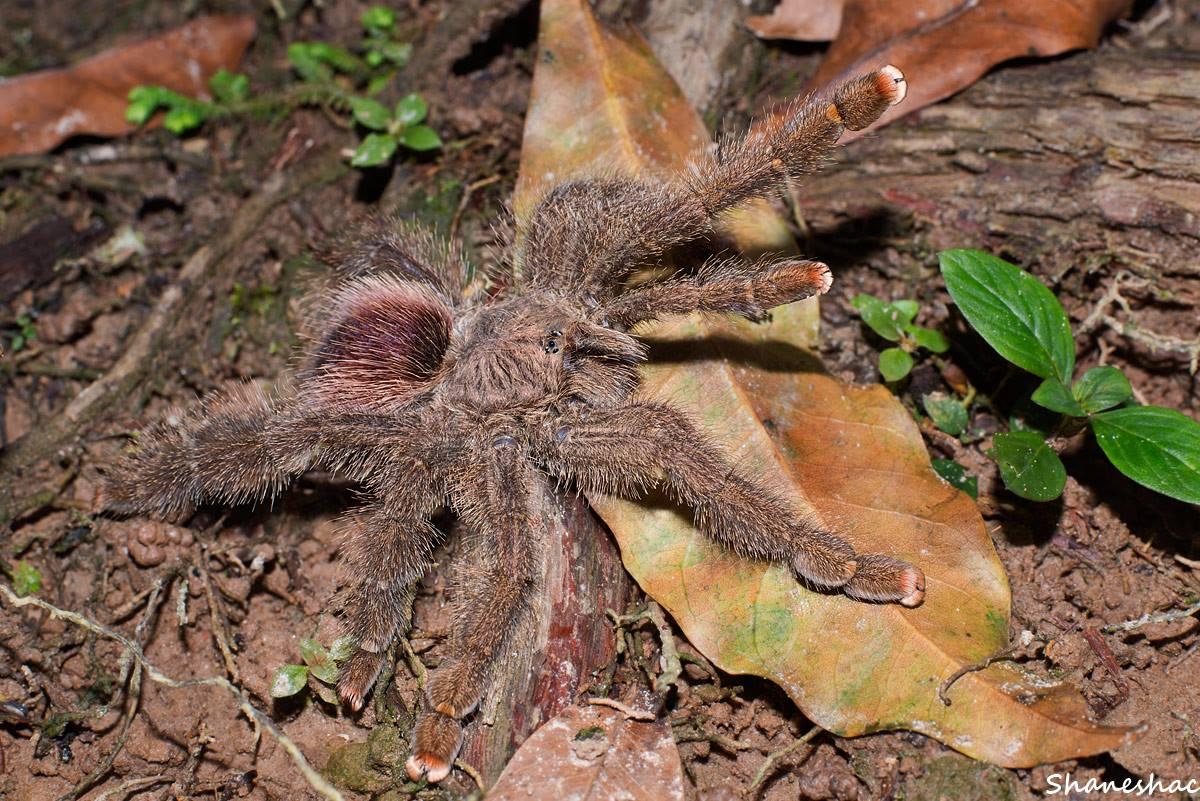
(487, 704), (684, 801)
(515, 0), (1138, 768)
(747, 1), (843, 41)
(748, 0), (1134, 136)
(0, 15), (255, 157)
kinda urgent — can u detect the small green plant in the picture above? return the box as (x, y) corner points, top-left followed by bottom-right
(850, 294), (949, 381)
(126, 6), (438, 167)
(126, 69), (250, 134)
(940, 248), (1200, 504)
(269, 635), (356, 705)
(5, 312), (37, 353)
(346, 92), (440, 166)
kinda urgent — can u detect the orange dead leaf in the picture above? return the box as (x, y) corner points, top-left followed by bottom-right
(749, 0), (1133, 136)
(0, 15), (256, 157)
(487, 705), (685, 801)
(516, 0), (1138, 767)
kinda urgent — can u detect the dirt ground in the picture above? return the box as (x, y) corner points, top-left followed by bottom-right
(2, 1), (1199, 800)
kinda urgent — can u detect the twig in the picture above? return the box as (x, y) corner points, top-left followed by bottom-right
(1102, 598), (1200, 634)
(197, 546), (241, 684)
(938, 644), (1021, 706)
(587, 697), (655, 721)
(0, 583), (344, 801)
(1081, 627), (1129, 700)
(746, 726), (821, 798)
(449, 174), (502, 241)
(454, 758), (486, 793)
(90, 774), (172, 801)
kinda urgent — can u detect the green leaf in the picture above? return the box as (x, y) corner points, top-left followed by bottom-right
(13, 560), (42, 596)
(1031, 377), (1085, 417)
(931, 459), (979, 499)
(312, 681), (339, 705)
(362, 5), (396, 32)
(394, 93), (428, 126)
(398, 124), (442, 151)
(891, 299), (919, 325)
(1072, 366), (1132, 414)
(378, 40), (412, 66)
(878, 347), (913, 382)
(939, 249), (1075, 383)
(850, 294), (903, 342)
(923, 393), (968, 436)
(125, 86), (161, 125)
(365, 49), (385, 68)
(299, 638), (339, 683)
(1091, 407), (1200, 504)
(991, 431), (1067, 501)
(269, 664), (309, 698)
(287, 43), (333, 82)
(162, 104), (204, 134)
(307, 42), (362, 75)
(208, 69), (249, 103)
(350, 133), (398, 166)
(910, 326), (950, 354)
(348, 96), (391, 130)
(329, 635), (356, 662)
(308, 658), (340, 685)
(299, 638), (329, 667)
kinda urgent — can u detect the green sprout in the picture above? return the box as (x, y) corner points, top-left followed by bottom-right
(940, 249), (1200, 504)
(5, 312), (37, 353)
(850, 294), (949, 382)
(269, 635), (356, 705)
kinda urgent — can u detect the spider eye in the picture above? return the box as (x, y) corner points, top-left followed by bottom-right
(542, 328), (563, 354)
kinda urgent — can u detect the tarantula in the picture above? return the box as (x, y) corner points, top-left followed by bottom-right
(106, 65), (924, 783)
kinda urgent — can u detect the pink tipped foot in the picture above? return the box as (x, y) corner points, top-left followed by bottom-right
(898, 565), (926, 608)
(877, 65), (907, 106)
(842, 554), (926, 606)
(407, 711), (463, 783)
(406, 751), (452, 784)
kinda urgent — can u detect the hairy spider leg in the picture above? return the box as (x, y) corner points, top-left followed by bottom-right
(405, 437), (543, 783)
(518, 66), (906, 296)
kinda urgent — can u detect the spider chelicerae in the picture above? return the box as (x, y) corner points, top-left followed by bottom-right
(106, 65), (924, 783)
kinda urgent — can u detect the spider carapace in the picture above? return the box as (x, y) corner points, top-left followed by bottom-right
(107, 65), (924, 783)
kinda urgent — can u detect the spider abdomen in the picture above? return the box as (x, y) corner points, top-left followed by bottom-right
(307, 274), (452, 411)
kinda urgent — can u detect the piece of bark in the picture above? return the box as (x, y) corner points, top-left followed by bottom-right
(458, 486), (632, 784)
(803, 49), (1200, 277)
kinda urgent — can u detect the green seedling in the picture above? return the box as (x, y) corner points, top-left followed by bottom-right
(850, 294), (949, 382)
(940, 249), (1200, 504)
(5, 312), (37, 353)
(269, 635), (356, 705)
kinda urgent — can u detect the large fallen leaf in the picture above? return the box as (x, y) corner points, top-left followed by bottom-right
(748, 0), (1133, 136)
(488, 704), (684, 801)
(515, 0), (1137, 767)
(0, 15), (255, 157)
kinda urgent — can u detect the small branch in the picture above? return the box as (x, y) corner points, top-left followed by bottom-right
(587, 697), (655, 721)
(1102, 598), (1200, 634)
(0, 583), (344, 801)
(747, 726), (821, 798)
(938, 644), (1021, 706)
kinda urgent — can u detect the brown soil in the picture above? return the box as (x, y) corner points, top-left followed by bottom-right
(2, 1), (1198, 800)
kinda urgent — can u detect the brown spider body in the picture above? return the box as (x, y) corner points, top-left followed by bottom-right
(107, 66), (924, 783)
